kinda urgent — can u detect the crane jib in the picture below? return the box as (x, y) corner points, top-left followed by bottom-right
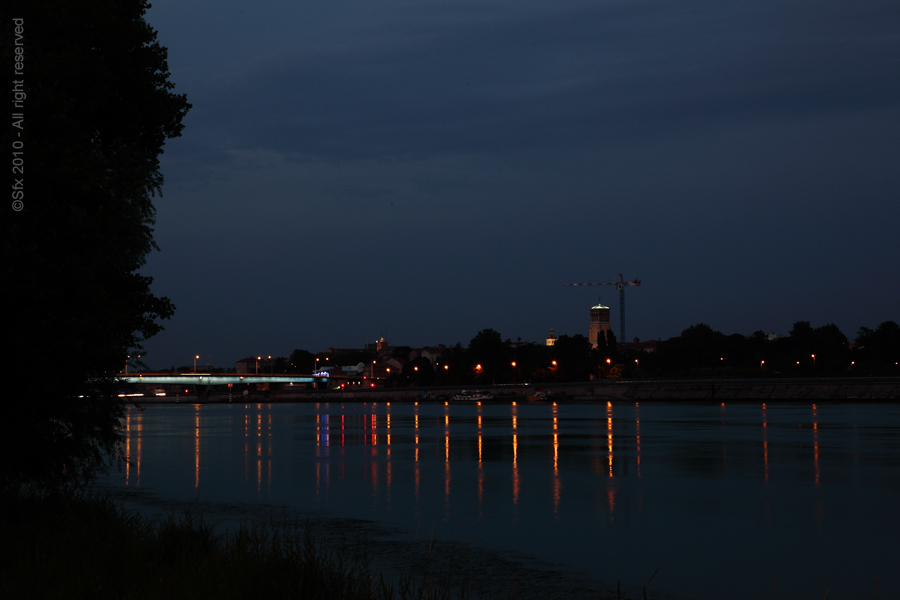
(564, 276), (642, 342)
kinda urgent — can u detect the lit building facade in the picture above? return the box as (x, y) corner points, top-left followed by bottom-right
(589, 299), (611, 348)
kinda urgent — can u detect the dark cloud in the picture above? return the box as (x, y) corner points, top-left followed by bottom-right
(182, 0), (900, 160)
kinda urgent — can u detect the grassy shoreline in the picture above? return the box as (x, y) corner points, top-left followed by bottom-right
(0, 489), (471, 600)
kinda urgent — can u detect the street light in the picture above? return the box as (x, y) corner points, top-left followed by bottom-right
(760, 360), (765, 369)
(512, 361), (517, 384)
(811, 354), (816, 374)
(194, 355), (199, 373)
(256, 356), (260, 375)
(268, 355), (272, 374)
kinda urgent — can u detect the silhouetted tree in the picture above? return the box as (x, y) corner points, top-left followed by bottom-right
(272, 357), (289, 374)
(289, 349), (316, 373)
(552, 334), (593, 381)
(785, 321), (848, 374)
(655, 324), (728, 373)
(401, 356), (436, 387)
(509, 342), (550, 384)
(467, 329), (511, 383)
(604, 329), (618, 356)
(438, 343), (468, 385)
(854, 321), (900, 374)
(3, 0), (190, 488)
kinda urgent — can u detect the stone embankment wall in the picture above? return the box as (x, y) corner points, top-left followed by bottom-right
(598, 380), (900, 401)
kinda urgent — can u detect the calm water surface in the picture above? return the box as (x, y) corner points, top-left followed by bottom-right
(111, 401), (900, 599)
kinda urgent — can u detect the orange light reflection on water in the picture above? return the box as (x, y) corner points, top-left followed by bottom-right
(606, 402), (613, 477)
(635, 402), (641, 478)
(195, 408), (200, 493)
(552, 402), (560, 516)
(477, 403), (484, 514)
(125, 412), (130, 484)
(762, 403), (769, 483)
(813, 403), (820, 486)
(512, 403), (519, 505)
(444, 404), (451, 512)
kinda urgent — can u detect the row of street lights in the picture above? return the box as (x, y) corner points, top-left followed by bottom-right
(187, 351), (889, 380)
(124, 354), (142, 374)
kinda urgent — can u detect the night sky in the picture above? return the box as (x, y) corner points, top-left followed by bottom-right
(140, 0), (900, 370)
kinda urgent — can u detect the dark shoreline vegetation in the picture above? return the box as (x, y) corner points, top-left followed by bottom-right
(272, 322), (900, 391)
(0, 488), (486, 600)
(1, 487), (639, 600)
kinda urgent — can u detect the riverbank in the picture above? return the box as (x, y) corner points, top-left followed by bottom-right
(138, 377), (900, 404)
(0, 488), (462, 600)
(1, 487), (643, 600)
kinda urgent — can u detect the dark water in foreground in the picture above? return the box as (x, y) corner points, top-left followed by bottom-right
(109, 401), (900, 599)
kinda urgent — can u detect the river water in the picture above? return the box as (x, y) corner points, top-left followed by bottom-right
(109, 400), (900, 599)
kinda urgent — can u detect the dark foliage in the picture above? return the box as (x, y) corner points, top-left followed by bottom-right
(1, 489), (463, 600)
(467, 329), (511, 383)
(854, 321), (900, 374)
(551, 334), (594, 381)
(401, 356), (437, 387)
(414, 319), (896, 386)
(2, 1), (189, 488)
(290, 349), (317, 373)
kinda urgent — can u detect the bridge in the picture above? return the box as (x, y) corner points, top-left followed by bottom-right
(122, 373), (321, 386)
(121, 373), (327, 399)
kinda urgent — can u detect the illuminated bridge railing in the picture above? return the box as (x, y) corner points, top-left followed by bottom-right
(121, 374), (322, 385)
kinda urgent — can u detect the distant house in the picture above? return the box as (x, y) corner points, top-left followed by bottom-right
(236, 357), (275, 374)
(386, 357), (406, 373)
(419, 346), (446, 365)
(324, 348), (366, 356)
(340, 362), (367, 376)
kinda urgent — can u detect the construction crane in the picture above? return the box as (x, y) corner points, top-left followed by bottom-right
(565, 274), (641, 343)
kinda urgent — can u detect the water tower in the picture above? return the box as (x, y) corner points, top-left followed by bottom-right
(589, 297), (611, 348)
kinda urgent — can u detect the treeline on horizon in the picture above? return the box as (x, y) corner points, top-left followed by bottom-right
(278, 320), (899, 386)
